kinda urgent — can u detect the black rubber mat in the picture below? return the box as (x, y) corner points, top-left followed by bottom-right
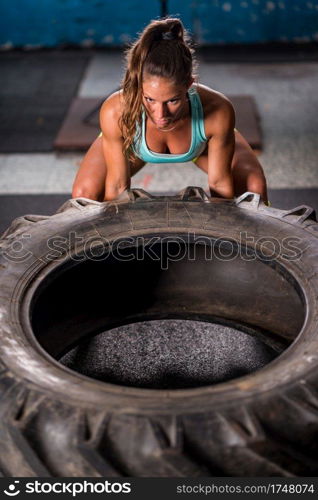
(0, 194), (69, 236)
(199, 42), (318, 63)
(268, 189), (318, 213)
(0, 51), (90, 152)
(0, 189), (317, 237)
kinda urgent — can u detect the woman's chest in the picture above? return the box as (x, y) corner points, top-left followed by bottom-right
(145, 119), (192, 155)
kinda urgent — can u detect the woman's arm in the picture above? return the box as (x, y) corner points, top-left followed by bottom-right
(72, 92), (130, 201)
(206, 100), (236, 199)
(72, 136), (107, 200)
(99, 93), (131, 201)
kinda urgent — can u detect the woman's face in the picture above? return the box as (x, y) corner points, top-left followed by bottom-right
(142, 75), (193, 130)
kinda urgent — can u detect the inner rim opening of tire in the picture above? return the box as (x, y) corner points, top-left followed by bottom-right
(30, 232), (305, 389)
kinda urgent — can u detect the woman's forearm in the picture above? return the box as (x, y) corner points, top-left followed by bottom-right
(209, 175), (234, 199)
(104, 176), (130, 201)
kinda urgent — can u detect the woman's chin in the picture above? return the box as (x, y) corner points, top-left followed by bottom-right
(156, 121), (171, 128)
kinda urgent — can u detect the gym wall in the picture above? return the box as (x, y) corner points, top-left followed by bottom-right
(0, 0), (317, 48)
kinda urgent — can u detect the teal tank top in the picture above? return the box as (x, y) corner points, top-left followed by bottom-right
(133, 86), (208, 163)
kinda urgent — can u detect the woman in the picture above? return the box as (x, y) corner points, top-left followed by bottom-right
(72, 18), (268, 204)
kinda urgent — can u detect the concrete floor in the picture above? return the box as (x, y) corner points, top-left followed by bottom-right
(0, 51), (317, 194)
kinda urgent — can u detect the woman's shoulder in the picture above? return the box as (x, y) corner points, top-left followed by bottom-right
(195, 83), (234, 113)
(195, 83), (235, 128)
(100, 90), (124, 118)
(194, 83), (235, 135)
(100, 90), (124, 135)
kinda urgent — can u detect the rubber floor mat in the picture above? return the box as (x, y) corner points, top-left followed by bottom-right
(0, 51), (90, 152)
(199, 43), (318, 63)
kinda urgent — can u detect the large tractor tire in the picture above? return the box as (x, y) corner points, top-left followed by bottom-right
(0, 187), (317, 477)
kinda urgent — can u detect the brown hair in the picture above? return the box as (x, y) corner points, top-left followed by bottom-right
(120, 18), (196, 162)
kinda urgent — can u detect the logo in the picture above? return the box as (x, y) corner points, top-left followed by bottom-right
(4, 481), (20, 496)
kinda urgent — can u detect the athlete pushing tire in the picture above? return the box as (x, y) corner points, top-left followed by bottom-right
(72, 18), (268, 205)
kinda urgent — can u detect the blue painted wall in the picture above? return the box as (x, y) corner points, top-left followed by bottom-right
(170, 0), (318, 45)
(1, 0), (318, 48)
(0, 0), (160, 49)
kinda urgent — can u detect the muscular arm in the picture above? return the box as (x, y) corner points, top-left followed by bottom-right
(100, 94), (131, 201)
(206, 99), (235, 199)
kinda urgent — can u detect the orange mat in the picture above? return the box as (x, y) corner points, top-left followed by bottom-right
(54, 95), (262, 151)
